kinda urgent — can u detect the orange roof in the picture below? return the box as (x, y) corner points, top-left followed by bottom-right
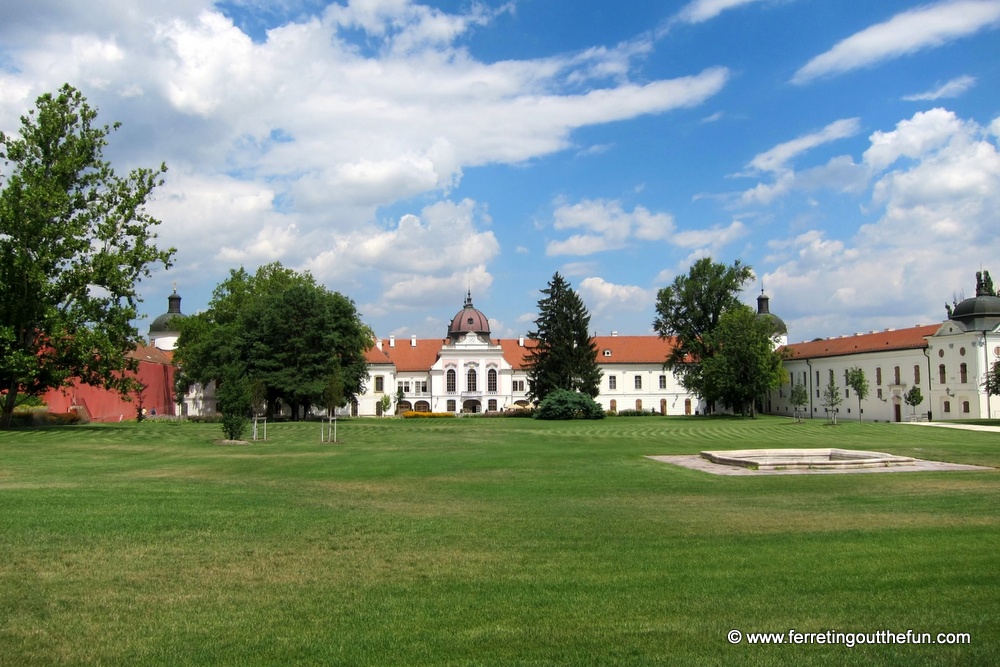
(129, 345), (174, 365)
(781, 325), (938, 360)
(498, 338), (537, 370)
(592, 335), (679, 364)
(374, 338), (447, 372)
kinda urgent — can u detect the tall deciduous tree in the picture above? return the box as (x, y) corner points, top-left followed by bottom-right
(174, 263), (372, 420)
(0, 85), (174, 428)
(845, 367), (870, 422)
(652, 258), (754, 411)
(700, 305), (785, 417)
(525, 272), (602, 402)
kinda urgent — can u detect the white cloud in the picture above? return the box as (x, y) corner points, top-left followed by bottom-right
(902, 75), (978, 101)
(546, 199), (676, 256)
(765, 108), (1000, 341)
(747, 118), (861, 175)
(792, 0), (1000, 84)
(738, 119), (863, 205)
(0, 0), (730, 322)
(578, 277), (656, 327)
(674, 0), (778, 25)
(672, 220), (748, 249)
(864, 108), (967, 171)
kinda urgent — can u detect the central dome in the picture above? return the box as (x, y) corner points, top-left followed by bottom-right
(448, 291), (491, 340)
(948, 270), (1000, 331)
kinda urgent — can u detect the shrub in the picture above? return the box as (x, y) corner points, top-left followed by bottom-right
(615, 409), (662, 417)
(534, 390), (605, 420)
(217, 371), (252, 440)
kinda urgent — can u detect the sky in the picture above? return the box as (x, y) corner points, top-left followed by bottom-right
(1, 0), (999, 345)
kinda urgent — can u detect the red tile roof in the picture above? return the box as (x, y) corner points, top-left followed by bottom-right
(780, 325), (938, 360)
(591, 335), (679, 364)
(366, 335), (679, 372)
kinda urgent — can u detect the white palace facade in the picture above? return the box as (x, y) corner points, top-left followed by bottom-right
(151, 271), (1000, 422)
(355, 292), (703, 417)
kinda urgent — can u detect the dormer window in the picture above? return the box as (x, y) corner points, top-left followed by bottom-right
(603, 349), (612, 357)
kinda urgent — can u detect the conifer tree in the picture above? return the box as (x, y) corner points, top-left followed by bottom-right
(525, 273), (602, 402)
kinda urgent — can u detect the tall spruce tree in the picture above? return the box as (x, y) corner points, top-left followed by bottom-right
(525, 273), (602, 402)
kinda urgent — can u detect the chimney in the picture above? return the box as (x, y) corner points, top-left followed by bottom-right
(611, 331), (618, 337)
(375, 337), (382, 351)
(410, 335), (417, 347)
(389, 335), (395, 348)
(518, 335), (524, 346)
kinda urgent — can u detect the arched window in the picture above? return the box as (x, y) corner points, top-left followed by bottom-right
(962, 401), (970, 413)
(960, 363), (968, 384)
(876, 367), (882, 385)
(943, 400), (951, 413)
(939, 364), (946, 385)
(446, 369), (457, 392)
(609, 399), (617, 413)
(660, 399), (667, 415)
(467, 369), (477, 392)
(635, 399), (642, 411)
(487, 369), (498, 393)
(893, 366), (900, 385)
(913, 365), (920, 385)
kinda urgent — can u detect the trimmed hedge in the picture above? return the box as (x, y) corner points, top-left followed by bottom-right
(402, 411), (457, 419)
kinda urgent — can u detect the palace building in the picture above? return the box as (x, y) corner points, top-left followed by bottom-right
(152, 270), (999, 422)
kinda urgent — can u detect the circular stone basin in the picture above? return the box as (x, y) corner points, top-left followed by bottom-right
(700, 448), (914, 471)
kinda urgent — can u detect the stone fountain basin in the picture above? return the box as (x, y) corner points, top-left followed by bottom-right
(699, 448), (914, 470)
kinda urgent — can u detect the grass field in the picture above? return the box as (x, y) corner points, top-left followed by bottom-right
(0, 416), (997, 666)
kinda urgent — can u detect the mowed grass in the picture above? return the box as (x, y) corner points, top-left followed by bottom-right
(0, 416), (997, 666)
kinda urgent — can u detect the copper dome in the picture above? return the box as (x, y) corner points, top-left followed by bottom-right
(448, 291), (491, 339)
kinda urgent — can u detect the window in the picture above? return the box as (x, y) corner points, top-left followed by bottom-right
(962, 401), (970, 413)
(467, 369), (477, 392)
(488, 399), (497, 411)
(877, 388), (883, 399)
(659, 375), (667, 389)
(608, 376), (617, 390)
(816, 370), (820, 386)
(603, 349), (612, 357)
(939, 364), (946, 385)
(609, 399), (617, 412)
(418, 381), (427, 393)
(943, 400), (951, 413)
(447, 400), (456, 412)
(876, 367), (882, 385)
(634, 375), (642, 390)
(635, 399), (642, 411)
(960, 363), (968, 384)
(913, 365), (920, 385)
(446, 369), (457, 393)
(488, 369), (498, 393)
(512, 380), (525, 392)
(893, 366), (900, 385)
(375, 376), (384, 392)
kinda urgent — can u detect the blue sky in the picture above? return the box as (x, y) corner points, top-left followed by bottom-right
(2, 0), (999, 344)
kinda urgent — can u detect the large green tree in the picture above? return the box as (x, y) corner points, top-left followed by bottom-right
(174, 263), (372, 420)
(525, 272), (602, 402)
(0, 85), (174, 428)
(652, 258), (754, 410)
(700, 305), (785, 417)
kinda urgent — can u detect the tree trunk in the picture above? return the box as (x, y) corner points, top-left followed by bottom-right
(1, 381), (19, 429)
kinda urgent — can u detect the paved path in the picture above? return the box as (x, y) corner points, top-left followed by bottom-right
(648, 455), (993, 476)
(898, 422), (1000, 433)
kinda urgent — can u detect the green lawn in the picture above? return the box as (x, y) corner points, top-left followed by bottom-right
(1, 416), (997, 666)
